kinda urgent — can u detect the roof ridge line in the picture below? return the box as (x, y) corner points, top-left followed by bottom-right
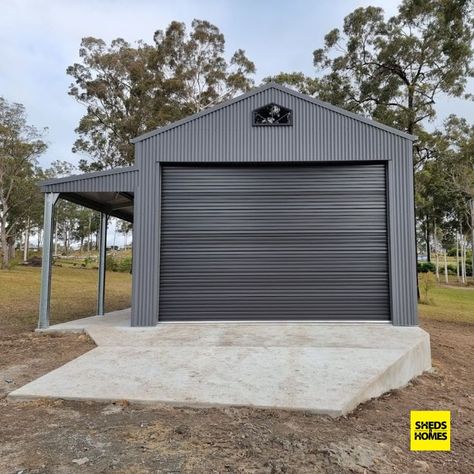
(130, 82), (415, 143)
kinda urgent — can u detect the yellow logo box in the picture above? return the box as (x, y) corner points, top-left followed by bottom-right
(410, 411), (450, 451)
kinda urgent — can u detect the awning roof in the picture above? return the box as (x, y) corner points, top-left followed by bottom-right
(39, 167), (138, 223)
(59, 191), (134, 222)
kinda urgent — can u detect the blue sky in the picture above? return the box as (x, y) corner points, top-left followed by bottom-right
(1, 0), (473, 170)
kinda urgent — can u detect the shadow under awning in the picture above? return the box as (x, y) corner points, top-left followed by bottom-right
(59, 191), (134, 222)
(39, 166), (138, 222)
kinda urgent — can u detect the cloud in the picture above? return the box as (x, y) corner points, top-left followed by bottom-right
(1, 0), (228, 167)
(0, 0), (470, 168)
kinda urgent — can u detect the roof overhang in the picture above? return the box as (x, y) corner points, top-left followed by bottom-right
(39, 167), (138, 223)
(58, 191), (134, 222)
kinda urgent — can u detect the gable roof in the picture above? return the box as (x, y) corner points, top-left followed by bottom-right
(131, 82), (415, 143)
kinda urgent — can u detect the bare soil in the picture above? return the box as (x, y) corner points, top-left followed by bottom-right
(0, 319), (473, 474)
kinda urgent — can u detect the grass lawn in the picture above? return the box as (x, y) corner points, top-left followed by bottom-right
(0, 265), (131, 330)
(1, 265), (472, 330)
(419, 284), (474, 324)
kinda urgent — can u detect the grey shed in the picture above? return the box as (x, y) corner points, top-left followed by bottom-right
(38, 82), (418, 328)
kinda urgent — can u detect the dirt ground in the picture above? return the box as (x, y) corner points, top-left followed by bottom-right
(0, 319), (473, 474)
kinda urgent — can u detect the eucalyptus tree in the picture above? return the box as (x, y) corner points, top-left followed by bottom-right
(268, 0), (473, 166)
(152, 20), (255, 115)
(436, 116), (474, 279)
(0, 97), (47, 269)
(416, 115), (473, 277)
(67, 19), (255, 171)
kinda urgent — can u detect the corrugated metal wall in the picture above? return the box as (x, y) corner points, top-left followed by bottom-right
(131, 143), (161, 326)
(388, 141), (418, 325)
(159, 164), (390, 321)
(131, 84), (417, 326)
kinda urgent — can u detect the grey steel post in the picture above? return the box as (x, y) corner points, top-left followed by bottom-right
(38, 192), (59, 329)
(97, 213), (108, 316)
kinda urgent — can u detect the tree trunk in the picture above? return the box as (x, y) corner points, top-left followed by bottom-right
(462, 241), (467, 283)
(471, 199), (474, 282)
(23, 217), (30, 262)
(444, 250), (448, 284)
(0, 215), (8, 269)
(426, 218), (431, 262)
(434, 224), (439, 281)
(64, 225), (69, 255)
(435, 251), (439, 281)
(88, 215), (92, 253)
(456, 231), (460, 282)
(7, 236), (15, 260)
(54, 225), (58, 256)
(460, 226), (466, 284)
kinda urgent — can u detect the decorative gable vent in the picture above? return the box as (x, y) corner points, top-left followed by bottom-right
(253, 103), (292, 126)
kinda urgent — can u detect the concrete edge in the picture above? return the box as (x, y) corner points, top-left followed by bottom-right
(39, 323), (429, 348)
(340, 330), (432, 415)
(36, 327), (87, 335)
(37, 325), (103, 346)
(7, 392), (342, 417)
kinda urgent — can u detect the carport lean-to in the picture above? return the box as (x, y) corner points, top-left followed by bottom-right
(38, 167), (137, 328)
(38, 82), (418, 328)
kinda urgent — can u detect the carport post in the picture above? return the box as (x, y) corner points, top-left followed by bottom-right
(38, 192), (59, 329)
(97, 212), (108, 316)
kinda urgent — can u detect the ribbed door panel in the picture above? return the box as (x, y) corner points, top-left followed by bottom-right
(159, 164), (390, 321)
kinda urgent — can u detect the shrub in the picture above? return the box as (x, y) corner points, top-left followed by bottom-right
(419, 272), (436, 304)
(6, 257), (20, 269)
(105, 254), (132, 273)
(82, 256), (95, 268)
(417, 261), (471, 277)
(117, 256), (132, 273)
(417, 261), (436, 273)
(466, 262), (472, 277)
(106, 255), (118, 272)
(447, 247), (472, 259)
(447, 264), (457, 276)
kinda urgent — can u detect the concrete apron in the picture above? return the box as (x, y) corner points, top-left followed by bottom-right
(8, 310), (431, 416)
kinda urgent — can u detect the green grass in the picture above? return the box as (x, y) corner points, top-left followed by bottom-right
(418, 284), (474, 324)
(1, 266), (472, 331)
(54, 256), (98, 269)
(0, 265), (131, 331)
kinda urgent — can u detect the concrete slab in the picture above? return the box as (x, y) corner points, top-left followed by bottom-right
(40, 308), (131, 332)
(10, 311), (431, 415)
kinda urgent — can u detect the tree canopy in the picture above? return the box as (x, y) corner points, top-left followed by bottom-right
(0, 97), (47, 268)
(1, 6), (472, 280)
(67, 19), (255, 170)
(268, 0), (473, 166)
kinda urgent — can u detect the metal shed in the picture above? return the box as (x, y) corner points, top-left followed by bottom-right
(38, 82), (417, 328)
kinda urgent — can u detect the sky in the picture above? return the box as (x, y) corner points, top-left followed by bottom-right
(1, 0), (472, 245)
(2, 0), (473, 171)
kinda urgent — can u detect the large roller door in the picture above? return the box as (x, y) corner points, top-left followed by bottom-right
(159, 164), (390, 321)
